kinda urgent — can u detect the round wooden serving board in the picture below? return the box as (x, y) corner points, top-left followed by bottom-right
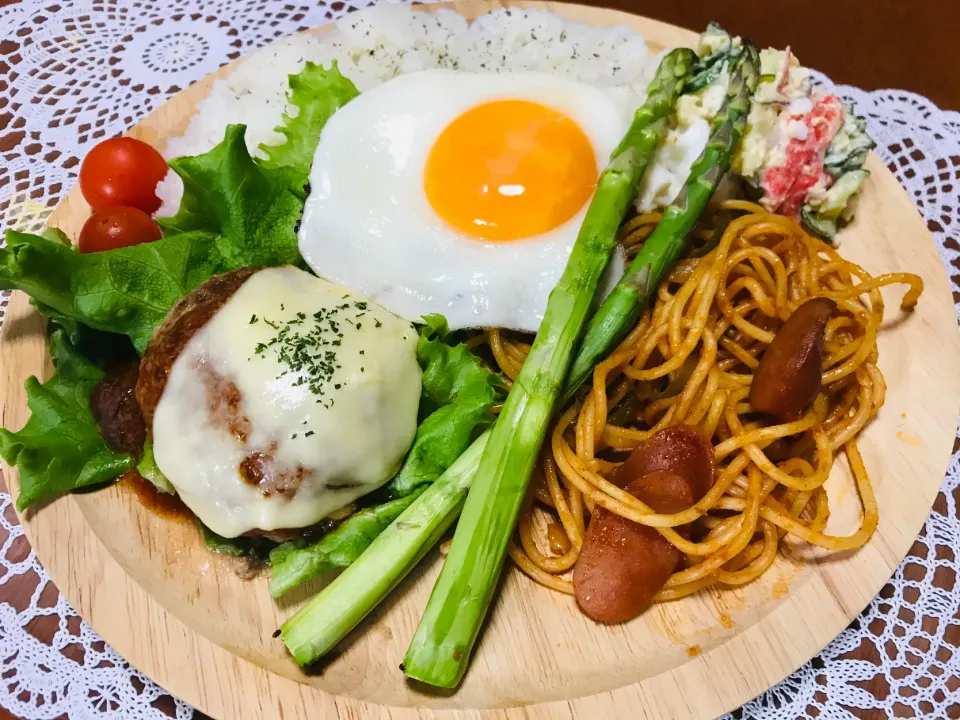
(2, 2), (959, 718)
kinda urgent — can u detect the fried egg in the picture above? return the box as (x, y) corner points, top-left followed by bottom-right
(298, 69), (630, 332)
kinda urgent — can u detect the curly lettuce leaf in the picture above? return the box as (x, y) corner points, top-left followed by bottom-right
(0, 330), (135, 511)
(0, 126), (311, 354)
(157, 124), (304, 266)
(41, 227), (71, 246)
(268, 317), (502, 596)
(164, 62), (357, 235)
(385, 315), (503, 498)
(202, 524), (251, 557)
(200, 523), (274, 561)
(258, 61), (359, 191)
(1, 228), (222, 353)
(32, 299), (83, 346)
(137, 440), (175, 495)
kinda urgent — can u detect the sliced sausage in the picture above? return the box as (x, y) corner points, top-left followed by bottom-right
(574, 471), (693, 624)
(574, 426), (714, 624)
(750, 297), (837, 422)
(610, 424), (714, 499)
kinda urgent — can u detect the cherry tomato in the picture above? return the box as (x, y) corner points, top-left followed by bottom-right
(79, 206), (163, 253)
(79, 137), (168, 214)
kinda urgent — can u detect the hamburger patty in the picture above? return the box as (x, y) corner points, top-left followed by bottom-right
(137, 267), (258, 432)
(91, 359), (147, 455)
(138, 265), (316, 501)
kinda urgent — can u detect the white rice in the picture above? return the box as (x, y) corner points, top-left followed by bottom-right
(155, 5), (656, 217)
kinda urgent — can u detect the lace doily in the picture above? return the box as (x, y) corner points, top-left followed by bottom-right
(0, 1), (958, 718)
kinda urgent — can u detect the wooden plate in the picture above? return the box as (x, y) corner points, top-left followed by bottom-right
(2, 2), (959, 718)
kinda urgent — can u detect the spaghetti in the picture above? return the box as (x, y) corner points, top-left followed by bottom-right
(477, 200), (923, 601)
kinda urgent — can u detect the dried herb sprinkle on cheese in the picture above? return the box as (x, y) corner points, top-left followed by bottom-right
(251, 299), (382, 408)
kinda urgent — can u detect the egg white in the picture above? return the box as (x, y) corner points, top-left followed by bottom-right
(298, 69), (629, 332)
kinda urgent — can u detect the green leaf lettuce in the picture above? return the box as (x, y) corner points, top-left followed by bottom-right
(1, 228), (224, 353)
(0, 124), (309, 353)
(258, 61), (359, 191)
(156, 123), (304, 262)
(385, 314), (503, 498)
(137, 440), (175, 495)
(201, 523), (274, 560)
(0, 330), (135, 511)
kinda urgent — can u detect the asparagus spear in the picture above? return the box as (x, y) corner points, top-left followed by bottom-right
(401, 48), (696, 689)
(563, 43), (760, 402)
(561, 43), (760, 403)
(277, 48), (693, 669)
(282, 433), (489, 665)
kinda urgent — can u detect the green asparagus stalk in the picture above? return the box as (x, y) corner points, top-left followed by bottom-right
(281, 432), (489, 665)
(560, 44), (760, 403)
(277, 48), (693, 670)
(401, 49), (696, 689)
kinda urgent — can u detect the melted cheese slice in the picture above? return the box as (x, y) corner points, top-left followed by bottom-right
(152, 266), (421, 537)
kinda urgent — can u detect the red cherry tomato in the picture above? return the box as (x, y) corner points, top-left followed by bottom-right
(78, 207), (163, 253)
(79, 137), (168, 214)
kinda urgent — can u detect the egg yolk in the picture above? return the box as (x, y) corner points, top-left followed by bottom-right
(424, 100), (597, 242)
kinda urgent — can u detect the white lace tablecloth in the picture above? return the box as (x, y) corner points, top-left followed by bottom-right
(0, 1), (958, 718)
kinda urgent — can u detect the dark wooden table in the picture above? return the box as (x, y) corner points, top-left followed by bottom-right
(612, 0), (960, 112)
(0, 0), (955, 108)
(0, 1), (956, 719)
